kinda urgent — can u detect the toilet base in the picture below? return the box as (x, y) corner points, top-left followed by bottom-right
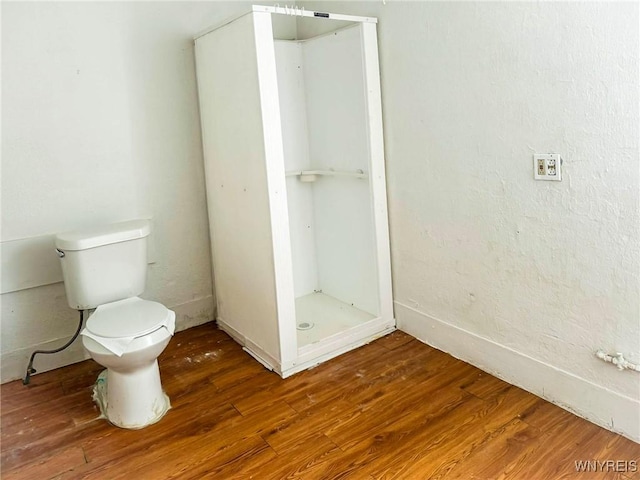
(93, 363), (171, 429)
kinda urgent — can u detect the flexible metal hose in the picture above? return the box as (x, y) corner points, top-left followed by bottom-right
(23, 309), (85, 385)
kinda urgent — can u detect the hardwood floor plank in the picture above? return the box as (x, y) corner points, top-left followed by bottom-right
(340, 386), (539, 479)
(262, 399), (355, 454)
(517, 396), (577, 431)
(238, 433), (343, 480)
(2, 417), (106, 475)
(460, 370), (512, 401)
(1, 446), (86, 480)
(253, 340), (397, 415)
(370, 330), (415, 351)
(217, 371), (283, 415)
(186, 435), (277, 480)
(323, 362), (479, 451)
(79, 401), (242, 466)
(1, 322), (637, 480)
(0, 379), (64, 417)
(441, 418), (541, 480)
(515, 399), (639, 479)
(59, 435), (275, 480)
(281, 392), (488, 479)
(500, 415), (632, 479)
(387, 386), (541, 479)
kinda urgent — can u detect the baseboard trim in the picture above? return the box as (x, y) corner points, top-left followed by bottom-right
(0, 295), (215, 384)
(395, 301), (640, 444)
(172, 295), (215, 332)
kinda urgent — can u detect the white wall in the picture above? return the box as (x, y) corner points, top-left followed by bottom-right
(302, 1), (640, 442)
(0, 2), (264, 383)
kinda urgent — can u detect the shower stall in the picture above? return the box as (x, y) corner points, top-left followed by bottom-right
(194, 5), (394, 377)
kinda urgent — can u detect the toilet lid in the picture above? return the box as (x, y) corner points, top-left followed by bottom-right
(86, 297), (171, 338)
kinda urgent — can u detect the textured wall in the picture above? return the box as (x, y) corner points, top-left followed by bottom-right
(302, 0), (639, 440)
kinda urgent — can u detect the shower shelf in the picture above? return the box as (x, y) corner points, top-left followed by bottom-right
(286, 169), (367, 182)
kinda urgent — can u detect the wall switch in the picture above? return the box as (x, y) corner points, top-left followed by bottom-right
(534, 153), (562, 181)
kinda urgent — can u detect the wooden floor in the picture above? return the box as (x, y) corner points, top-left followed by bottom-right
(1, 323), (638, 479)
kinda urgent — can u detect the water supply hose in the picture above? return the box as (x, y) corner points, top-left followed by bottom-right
(23, 309), (85, 385)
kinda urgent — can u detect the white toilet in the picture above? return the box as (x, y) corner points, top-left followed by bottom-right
(55, 219), (175, 429)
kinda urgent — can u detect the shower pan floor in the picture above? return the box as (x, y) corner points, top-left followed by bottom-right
(295, 292), (376, 349)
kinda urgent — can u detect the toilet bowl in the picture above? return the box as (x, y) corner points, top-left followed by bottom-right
(82, 297), (175, 429)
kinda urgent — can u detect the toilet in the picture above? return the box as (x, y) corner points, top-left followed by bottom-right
(55, 219), (175, 429)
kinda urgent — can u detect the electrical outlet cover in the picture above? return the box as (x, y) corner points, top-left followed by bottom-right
(533, 154), (562, 181)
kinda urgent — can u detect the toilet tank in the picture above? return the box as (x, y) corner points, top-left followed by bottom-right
(55, 220), (151, 310)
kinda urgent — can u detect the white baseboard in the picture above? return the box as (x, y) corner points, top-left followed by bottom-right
(0, 295), (215, 384)
(172, 295), (215, 332)
(395, 301), (640, 444)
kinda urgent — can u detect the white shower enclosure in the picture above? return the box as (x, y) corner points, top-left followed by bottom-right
(194, 5), (394, 377)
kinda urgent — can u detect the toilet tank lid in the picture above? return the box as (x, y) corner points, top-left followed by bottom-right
(55, 219), (150, 251)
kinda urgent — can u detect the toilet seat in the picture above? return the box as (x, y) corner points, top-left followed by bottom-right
(86, 297), (172, 338)
(82, 297), (175, 356)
